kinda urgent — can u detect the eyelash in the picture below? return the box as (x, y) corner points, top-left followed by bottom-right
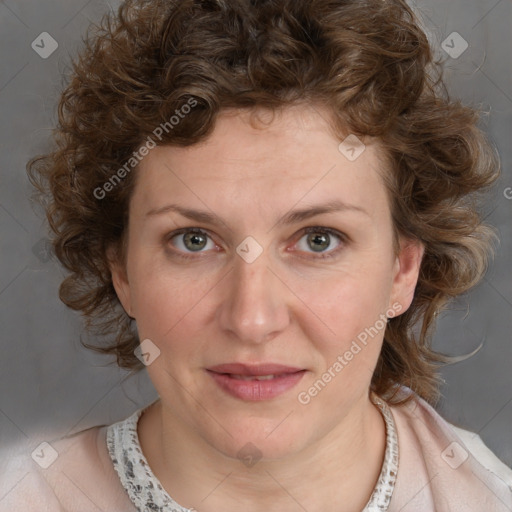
(165, 226), (347, 261)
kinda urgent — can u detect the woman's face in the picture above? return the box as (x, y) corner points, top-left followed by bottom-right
(111, 105), (422, 460)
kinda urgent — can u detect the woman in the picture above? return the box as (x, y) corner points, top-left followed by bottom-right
(6, 0), (511, 510)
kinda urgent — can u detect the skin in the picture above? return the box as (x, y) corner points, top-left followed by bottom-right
(110, 104), (424, 512)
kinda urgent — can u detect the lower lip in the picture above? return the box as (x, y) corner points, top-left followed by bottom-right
(206, 370), (306, 401)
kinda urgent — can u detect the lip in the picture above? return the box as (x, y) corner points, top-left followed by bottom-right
(207, 363), (304, 376)
(206, 363), (306, 401)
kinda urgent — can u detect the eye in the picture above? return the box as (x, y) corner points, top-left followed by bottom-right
(294, 227), (345, 258)
(168, 228), (216, 253)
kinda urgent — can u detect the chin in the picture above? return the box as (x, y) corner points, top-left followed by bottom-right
(206, 417), (309, 463)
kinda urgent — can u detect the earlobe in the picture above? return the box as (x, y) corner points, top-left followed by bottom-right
(390, 238), (424, 314)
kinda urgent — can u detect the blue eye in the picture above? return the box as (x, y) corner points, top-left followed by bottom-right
(169, 229), (215, 253)
(295, 227), (345, 258)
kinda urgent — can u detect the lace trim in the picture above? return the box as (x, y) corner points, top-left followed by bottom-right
(107, 393), (398, 512)
(363, 393), (399, 511)
(106, 401), (191, 512)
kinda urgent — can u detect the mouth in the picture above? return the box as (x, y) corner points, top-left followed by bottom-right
(206, 363), (307, 401)
(222, 374), (288, 381)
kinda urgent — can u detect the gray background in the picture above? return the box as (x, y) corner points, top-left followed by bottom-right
(0, 0), (511, 497)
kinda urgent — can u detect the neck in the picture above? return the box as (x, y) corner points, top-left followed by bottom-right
(138, 393), (386, 512)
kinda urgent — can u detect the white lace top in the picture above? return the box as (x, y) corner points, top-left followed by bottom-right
(106, 393), (399, 512)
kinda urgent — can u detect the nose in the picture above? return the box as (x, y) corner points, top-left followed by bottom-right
(216, 253), (291, 345)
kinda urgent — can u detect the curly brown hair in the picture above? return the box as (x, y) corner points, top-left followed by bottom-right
(27, 0), (499, 405)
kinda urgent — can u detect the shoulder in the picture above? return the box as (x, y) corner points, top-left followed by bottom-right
(386, 387), (512, 511)
(449, 423), (512, 487)
(0, 423), (136, 512)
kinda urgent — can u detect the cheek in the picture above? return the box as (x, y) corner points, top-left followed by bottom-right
(128, 257), (217, 342)
(291, 268), (393, 393)
(299, 267), (393, 340)
(295, 276), (390, 406)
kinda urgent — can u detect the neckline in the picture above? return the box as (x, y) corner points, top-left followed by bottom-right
(106, 393), (398, 512)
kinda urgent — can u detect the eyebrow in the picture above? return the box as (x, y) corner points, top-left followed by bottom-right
(144, 199), (370, 227)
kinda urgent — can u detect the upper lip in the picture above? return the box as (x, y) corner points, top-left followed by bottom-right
(207, 363), (304, 376)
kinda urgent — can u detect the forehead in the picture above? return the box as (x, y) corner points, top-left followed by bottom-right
(132, 105), (389, 220)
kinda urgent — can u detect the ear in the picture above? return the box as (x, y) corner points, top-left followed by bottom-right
(107, 245), (133, 318)
(389, 237), (424, 315)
